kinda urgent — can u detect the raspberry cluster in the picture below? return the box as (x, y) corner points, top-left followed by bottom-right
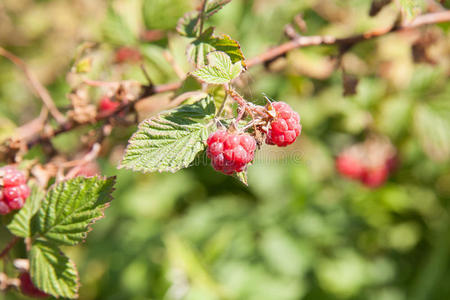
(207, 130), (256, 175)
(336, 139), (396, 188)
(19, 272), (49, 298)
(0, 166), (30, 215)
(266, 102), (301, 147)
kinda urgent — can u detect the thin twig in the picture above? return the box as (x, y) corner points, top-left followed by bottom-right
(0, 47), (66, 124)
(163, 50), (186, 79)
(0, 237), (19, 259)
(245, 10), (450, 67)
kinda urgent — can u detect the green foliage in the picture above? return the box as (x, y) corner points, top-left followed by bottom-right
(30, 240), (79, 299)
(120, 97), (215, 173)
(34, 176), (115, 246)
(7, 184), (44, 238)
(191, 51), (243, 84)
(400, 0), (425, 20)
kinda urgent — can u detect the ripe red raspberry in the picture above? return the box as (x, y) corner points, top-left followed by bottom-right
(266, 102), (301, 147)
(19, 272), (49, 298)
(1, 166), (26, 187)
(207, 130), (256, 175)
(98, 96), (120, 114)
(0, 191), (10, 215)
(0, 166), (30, 214)
(336, 153), (365, 180)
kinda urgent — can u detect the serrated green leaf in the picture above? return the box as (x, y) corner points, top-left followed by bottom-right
(7, 183), (44, 238)
(35, 176), (115, 246)
(191, 51), (243, 84)
(208, 34), (245, 64)
(30, 240), (78, 299)
(204, 0), (232, 17)
(120, 97), (215, 173)
(102, 7), (136, 46)
(414, 102), (450, 162)
(187, 31), (245, 67)
(177, 11), (200, 37)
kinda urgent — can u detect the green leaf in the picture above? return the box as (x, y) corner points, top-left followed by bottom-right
(191, 51), (243, 84)
(102, 7), (136, 46)
(187, 30), (246, 67)
(35, 176), (115, 246)
(177, 11), (200, 37)
(120, 97), (215, 173)
(208, 34), (246, 65)
(204, 0), (232, 17)
(30, 240), (78, 299)
(175, 1), (231, 37)
(7, 183), (44, 238)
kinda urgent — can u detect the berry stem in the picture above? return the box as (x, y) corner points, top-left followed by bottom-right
(0, 237), (19, 260)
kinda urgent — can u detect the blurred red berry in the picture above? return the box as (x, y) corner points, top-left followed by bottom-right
(266, 102), (301, 147)
(1, 166), (26, 187)
(207, 130), (256, 175)
(19, 272), (49, 299)
(115, 47), (142, 64)
(98, 96), (120, 114)
(361, 165), (389, 188)
(336, 153), (365, 180)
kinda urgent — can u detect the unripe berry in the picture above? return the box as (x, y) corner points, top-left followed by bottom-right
(207, 130), (256, 175)
(19, 272), (49, 298)
(266, 102), (301, 147)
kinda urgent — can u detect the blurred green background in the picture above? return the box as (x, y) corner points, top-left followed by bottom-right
(1, 0), (450, 299)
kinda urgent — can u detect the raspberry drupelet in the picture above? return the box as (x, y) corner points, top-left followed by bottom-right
(207, 130), (256, 175)
(266, 102), (301, 147)
(0, 166), (30, 215)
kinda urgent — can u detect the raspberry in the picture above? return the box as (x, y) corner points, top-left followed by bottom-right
(19, 272), (49, 298)
(361, 166), (389, 188)
(0, 166), (30, 213)
(266, 102), (301, 147)
(1, 166), (26, 187)
(336, 153), (365, 180)
(207, 130), (256, 175)
(115, 47), (142, 64)
(98, 96), (120, 114)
